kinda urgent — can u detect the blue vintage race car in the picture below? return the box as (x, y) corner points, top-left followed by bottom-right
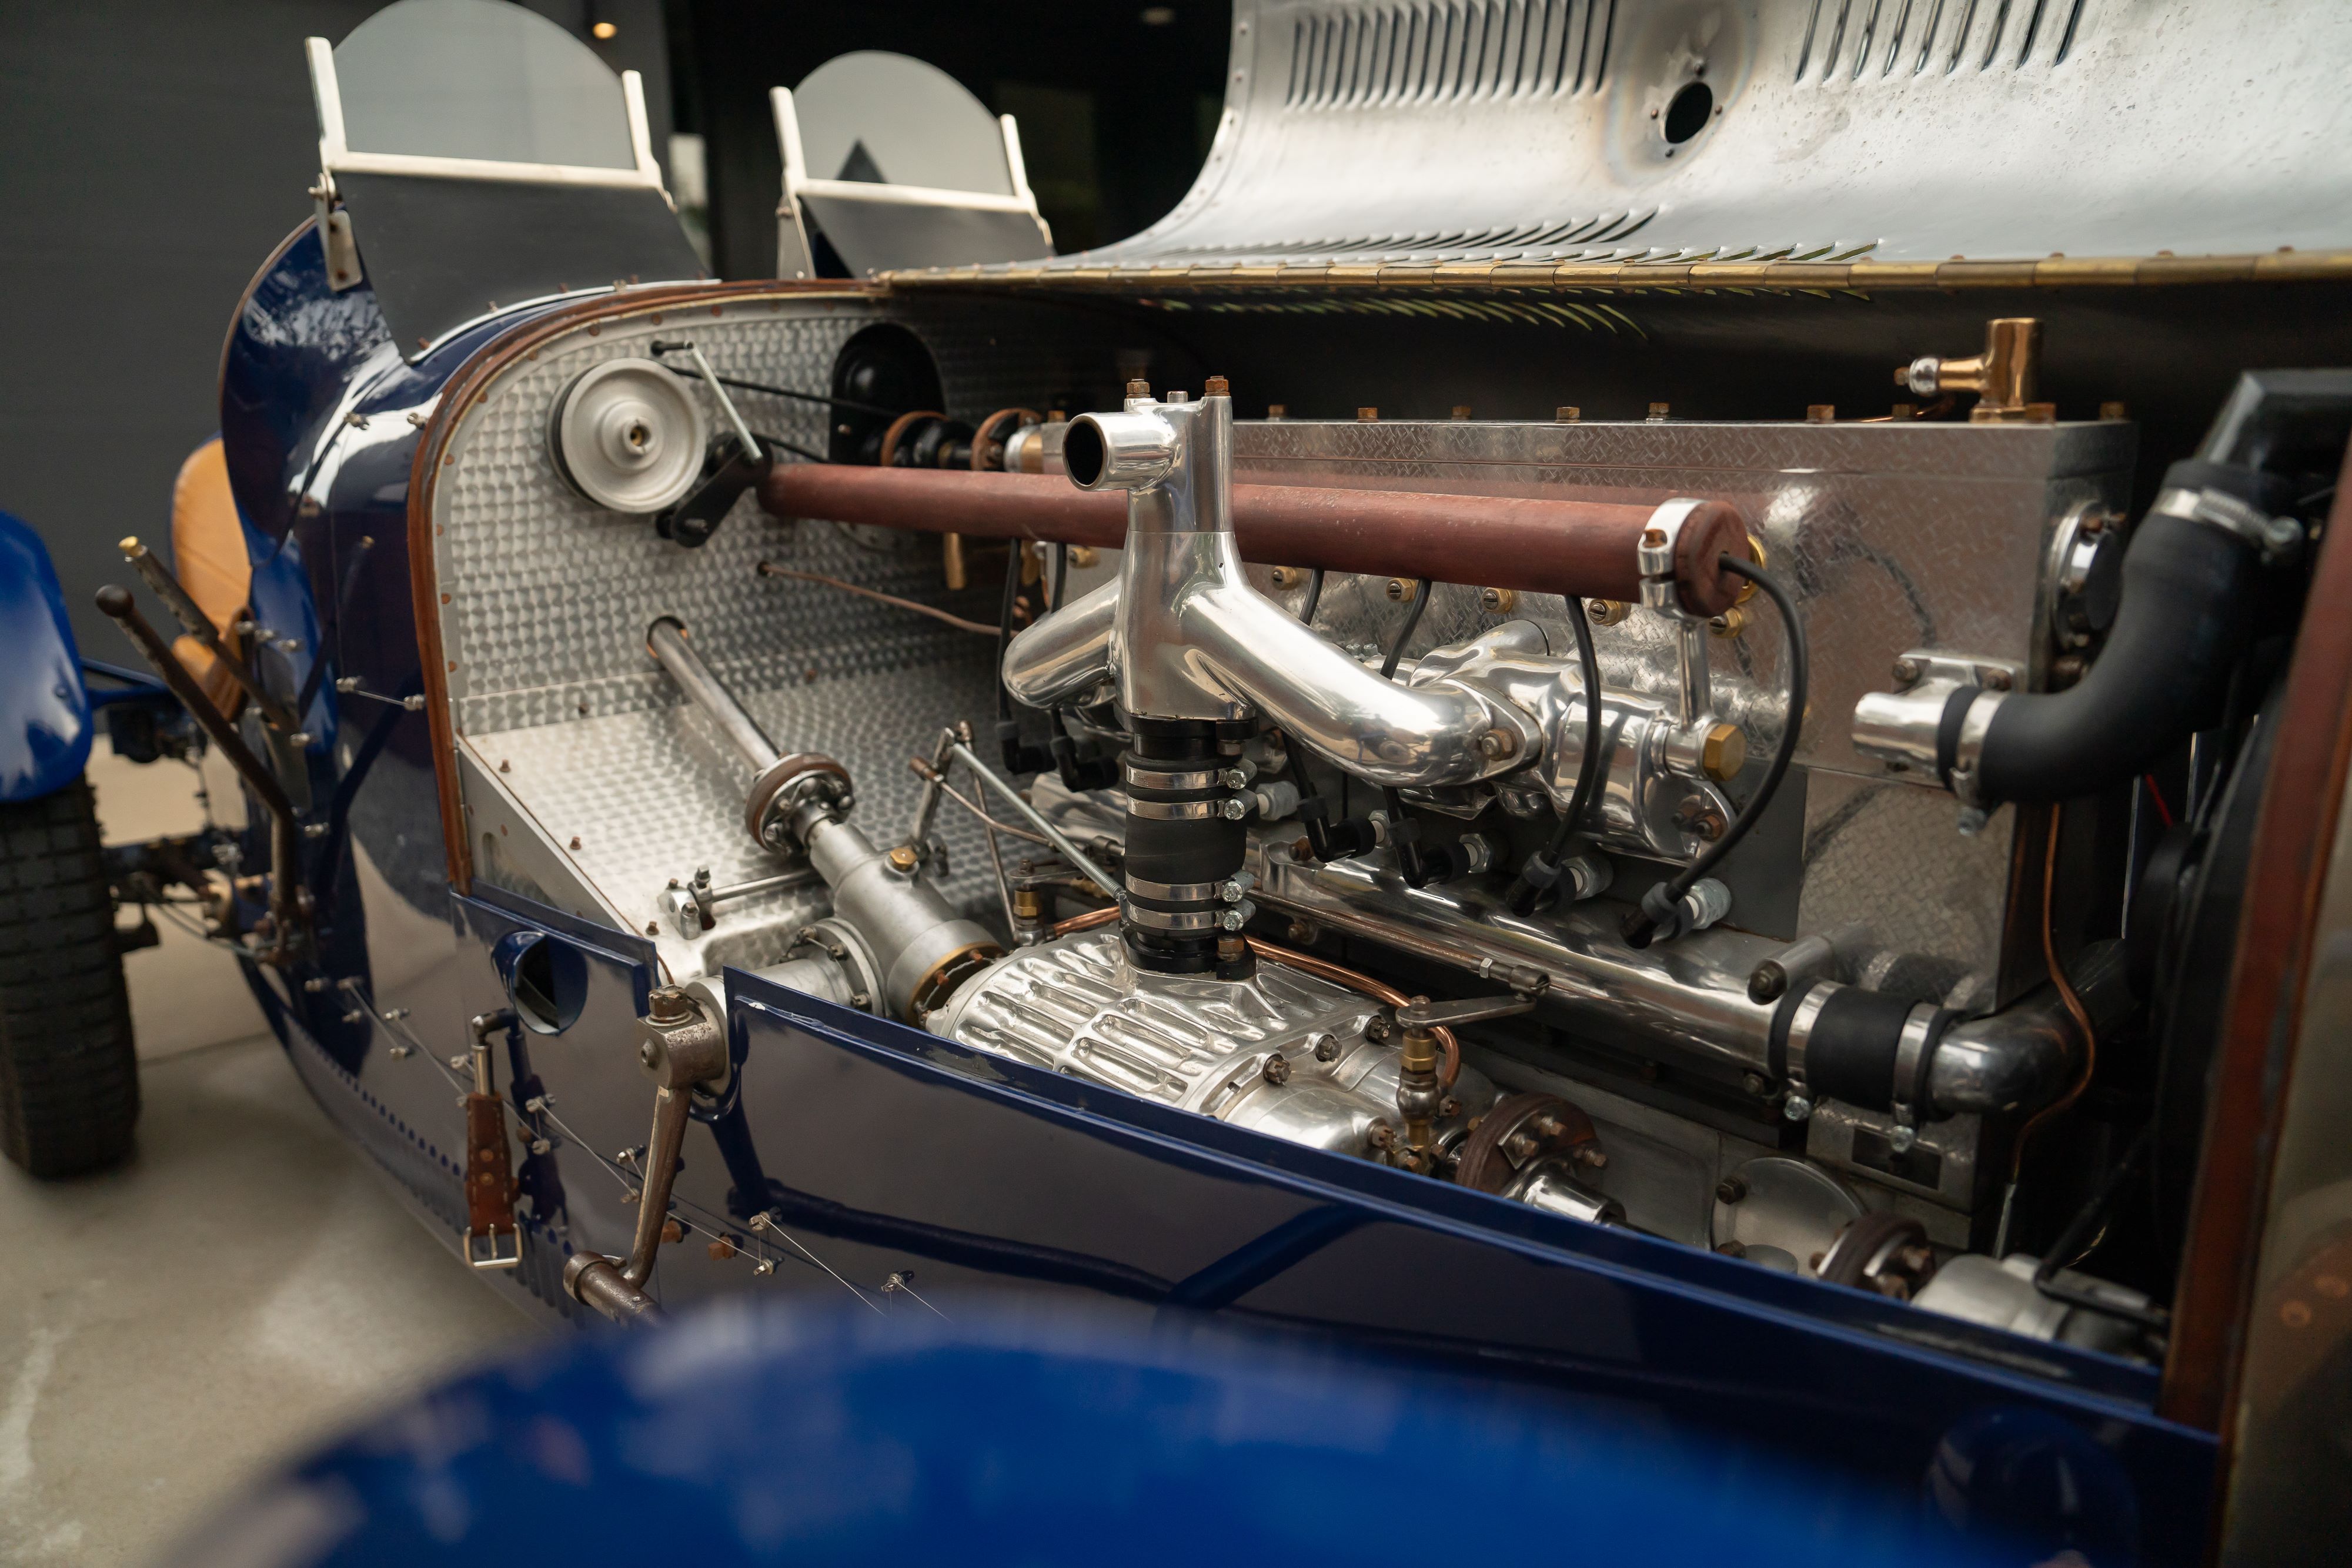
(34, 1), (2352, 1562)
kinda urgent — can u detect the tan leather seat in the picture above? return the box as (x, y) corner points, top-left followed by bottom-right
(168, 438), (252, 716)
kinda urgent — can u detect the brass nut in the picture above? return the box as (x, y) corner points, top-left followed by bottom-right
(1479, 586), (1517, 614)
(886, 844), (920, 873)
(1702, 724), (1747, 781)
(1478, 727), (1518, 762)
(1586, 599), (1630, 627)
(1068, 546), (1100, 569)
(1708, 606), (1748, 640)
(1385, 577), (1415, 601)
(1268, 566), (1304, 589)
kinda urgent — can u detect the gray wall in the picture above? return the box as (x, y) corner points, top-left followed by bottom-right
(0, 0), (669, 659)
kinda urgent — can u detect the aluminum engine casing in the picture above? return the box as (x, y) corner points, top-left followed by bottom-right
(927, 927), (1496, 1154)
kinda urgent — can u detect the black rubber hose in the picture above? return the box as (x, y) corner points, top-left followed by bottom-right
(1951, 462), (2289, 804)
(1298, 568), (1325, 624)
(1623, 554), (1808, 949)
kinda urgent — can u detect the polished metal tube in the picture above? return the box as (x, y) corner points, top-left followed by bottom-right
(647, 616), (779, 770)
(945, 741), (1122, 898)
(1927, 942), (2130, 1116)
(1256, 850), (2118, 1122)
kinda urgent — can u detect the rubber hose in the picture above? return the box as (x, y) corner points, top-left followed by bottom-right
(1955, 461), (2289, 803)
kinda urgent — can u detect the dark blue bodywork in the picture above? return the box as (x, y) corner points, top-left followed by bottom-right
(210, 216), (2221, 1564)
(0, 509), (95, 802)
(166, 1298), (2121, 1566)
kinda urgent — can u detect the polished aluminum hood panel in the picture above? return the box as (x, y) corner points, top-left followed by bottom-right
(945, 0), (2352, 275)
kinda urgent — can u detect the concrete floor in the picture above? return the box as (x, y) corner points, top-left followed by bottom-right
(0, 744), (540, 1566)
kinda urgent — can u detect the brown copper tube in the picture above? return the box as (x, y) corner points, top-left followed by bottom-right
(1040, 912), (1462, 1085)
(761, 464), (1753, 616)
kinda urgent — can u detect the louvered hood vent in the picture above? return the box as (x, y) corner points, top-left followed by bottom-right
(904, 0), (2352, 278)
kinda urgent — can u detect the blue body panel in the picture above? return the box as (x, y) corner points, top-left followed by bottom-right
(170, 1299), (2104, 1566)
(0, 509), (93, 803)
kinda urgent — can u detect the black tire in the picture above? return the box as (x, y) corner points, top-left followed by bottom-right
(0, 778), (139, 1176)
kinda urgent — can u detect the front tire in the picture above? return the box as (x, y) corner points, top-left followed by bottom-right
(0, 779), (139, 1176)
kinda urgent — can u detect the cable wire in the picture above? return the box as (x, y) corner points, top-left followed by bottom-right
(1623, 555), (1808, 947)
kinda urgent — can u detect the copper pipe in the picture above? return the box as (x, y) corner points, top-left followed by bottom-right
(761, 464), (1755, 616)
(1247, 939), (1461, 1088)
(1040, 912), (1461, 1084)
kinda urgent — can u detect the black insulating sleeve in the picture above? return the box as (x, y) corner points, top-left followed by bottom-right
(1121, 814), (1244, 886)
(1802, 987), (1916, 1112)
(1976, 461), (2284, 804)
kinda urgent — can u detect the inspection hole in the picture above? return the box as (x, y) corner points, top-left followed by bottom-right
(1663, 81), (1714, 145)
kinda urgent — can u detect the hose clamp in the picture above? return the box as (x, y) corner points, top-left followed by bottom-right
(1123, 874), (1222, 902)
(1783, 984), (1839, 1093)
(1945, 688), (2006, 810)
(1127, 797), (1224, 821)
(1123, 763), (1220, 791)
(1635, 498), (1715, 618)
(1123, 903), (1224, 933)
(2153, 485), (2306, 566)
(1892, 1002), (1942, 1128)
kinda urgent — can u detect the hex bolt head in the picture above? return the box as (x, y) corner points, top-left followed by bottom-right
(1313, 1033), (1341, 1062)
(1891, 656), (1921, 686)
(1982, 668), (2013, 692)
(1478, 727), (1518, 762)
(1261, 1053), (1291, 1086)
(647, 987), (692, 1023)
(1220, 797), (1249, 820)
(1889, 1124), (1919, 1154)
(1701, 723), (1747, 781)
(1782, 1093), (1815, 1123)
(1715, 1176), (1749, 1205)
(886, 844), (920, 873)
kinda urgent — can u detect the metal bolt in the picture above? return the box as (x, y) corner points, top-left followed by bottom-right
(753, 1258), (776, 1276)
(886, 844), (920, 872)
(646, 921), (660, 935)
(1313, 1033), (1340, 1062)
(1748, 962), (1786, 1004)
(1891, 657), (1920, 686)
(1574, 1146), (1608, 1169)
(1742, 1072), (1771, 1097)
(1707, 606), (1748, 640)
(1439, 1096), (1462, 1118)
(1478, 727), (1518, 762)
(1261, 1053), (1291, 1086)
(1220, 796), (1248, 820)
(1479, 586), (1517, 614)
(1716, 1176), (1748, 1204)
(1782, 1093), (1815, 1122)
(1367, 1120), (1396, 1151)
(1219, 907), (1247, 931)
(1586, 599), (1629, 627)
(647, 987), (692, 1022)
(1385, 577), (1414, 601)
(1889, 1124), (1919, 1154)
(1982, 668), (2013, 692)
(498, 758), (510, 772)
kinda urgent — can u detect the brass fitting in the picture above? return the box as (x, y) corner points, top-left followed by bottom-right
(1268, 566), (1307, 589)
(1586, 599), (1631, 627)
(1897, 317), (2050, 423)
(1479, 586), (1517, 614)
(1702, 723), (1748, 782)
(1385, 577), (1418, 602)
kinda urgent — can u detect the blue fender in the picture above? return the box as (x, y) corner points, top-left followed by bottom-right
(0, 510), (92, 803)
(168, 1298), (2030, 1567)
